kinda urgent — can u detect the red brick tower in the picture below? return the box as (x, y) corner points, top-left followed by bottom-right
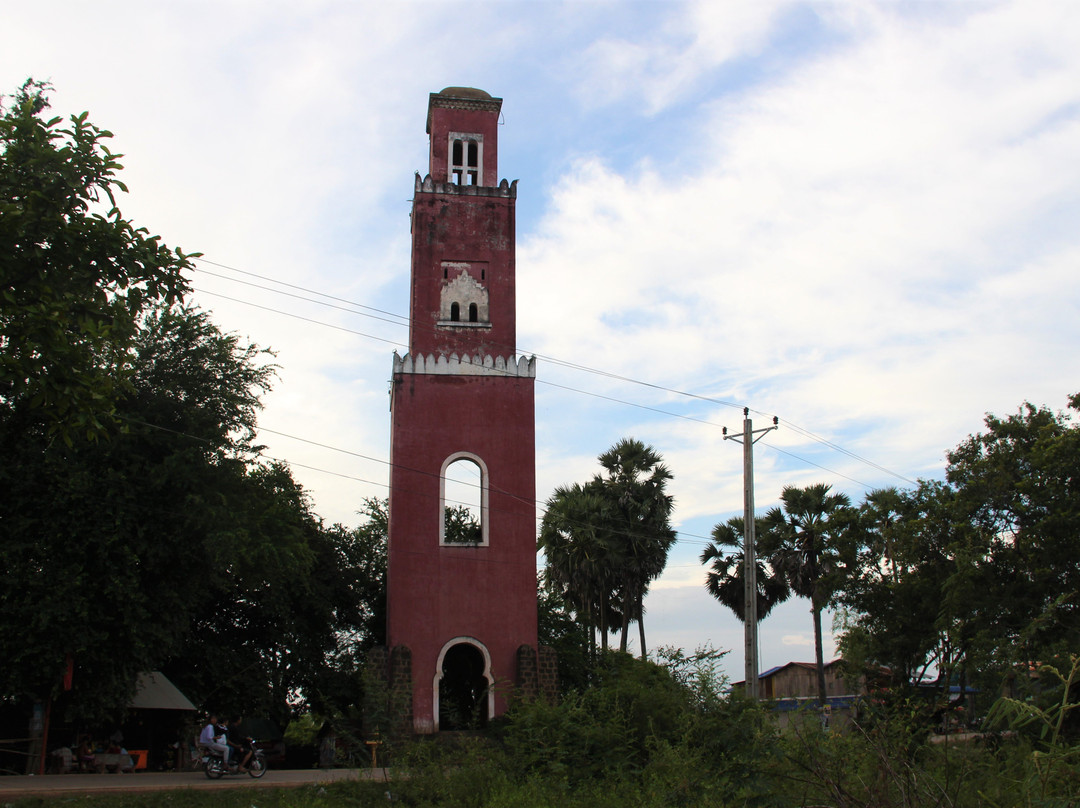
(386, 88), (537, 733)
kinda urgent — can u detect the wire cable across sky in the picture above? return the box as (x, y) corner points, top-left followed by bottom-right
(191, 258), (918, 488)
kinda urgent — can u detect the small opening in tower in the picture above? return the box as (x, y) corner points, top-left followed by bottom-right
(443, 267), (448, 279)
(450, 302), (460, 322)
(468, 303), (478, 323)
(466, 142), (479, 185)
(449, 134), (482, 186)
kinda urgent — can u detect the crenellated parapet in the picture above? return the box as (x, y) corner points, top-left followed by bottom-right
(393, 351), (535, 378)
(414, 173), (517, 198)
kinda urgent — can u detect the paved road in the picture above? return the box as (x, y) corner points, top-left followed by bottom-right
(0, 768), (389, 800)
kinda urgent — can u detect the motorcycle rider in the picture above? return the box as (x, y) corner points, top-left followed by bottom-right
(198, 713), (230, 770)
(227, 715), (253, 772)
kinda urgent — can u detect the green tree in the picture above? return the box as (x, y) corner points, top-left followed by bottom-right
(167, 463), (382, 725)
(945, 394), (1080, 674)
(0, 81), (193, 440)
(592, 438), (676, 657)
(347, 497), (389, 652)
(443, 504), (482, 544)
(838, 395), (1080, 699)
(701, 515), (791, 623)
(539, 482), (618, 656)
(0, 305), (273, 720)
(539, 439), (677, 660)
(537, 574), (593, 694)
(760, 482), (855, 705)
(283, 496), (388, 718)
(838, 482), (967, 690)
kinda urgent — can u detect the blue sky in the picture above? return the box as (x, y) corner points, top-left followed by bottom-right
(6, 0), (1080, 680)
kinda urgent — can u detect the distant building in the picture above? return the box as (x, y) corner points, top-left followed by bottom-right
(736, 659), (872, 728)
(756, 659), (857, 700)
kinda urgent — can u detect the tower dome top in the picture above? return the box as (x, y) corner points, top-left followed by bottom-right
(435, 87), (493, 100)
(427, 88), (503, 134)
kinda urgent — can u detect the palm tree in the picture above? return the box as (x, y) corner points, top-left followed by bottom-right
(539, 483), (618, 655)
(593, 438), (676, 658)
(759, 483), (854, 706)
(701, 516), (791, 623)
(859, 487), (905, 584)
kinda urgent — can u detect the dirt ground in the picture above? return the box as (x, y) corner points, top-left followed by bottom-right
(0, 767), (389, 800)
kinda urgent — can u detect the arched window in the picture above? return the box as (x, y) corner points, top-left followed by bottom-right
(468, 302), (478, 323)
(440, 454), (488, 545)
(450, 302), (460, 322)
(449, 134), (483, 186)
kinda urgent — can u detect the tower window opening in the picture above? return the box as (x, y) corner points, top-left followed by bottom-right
(442, 456), (484, 545)
(467, 142), (479, 185)
(468, 303), (478, 323)
(450, 302), (460, 322)
(449, 134), (483, 186)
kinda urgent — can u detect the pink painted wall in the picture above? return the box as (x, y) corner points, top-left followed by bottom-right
(387, 374), (536, 729)
(408, 189), (516, 359)
(386, 88), (537, 733)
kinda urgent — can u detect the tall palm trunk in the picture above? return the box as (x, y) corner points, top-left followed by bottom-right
(599, 589), (609, 651)
(584, 594), (596, 666)
(760, 483), (852, 713)
(637, 592), (647, 660)
(810, 556), (828, 706)
(812, 601), (827, 705)
(618, 577), (634, 653)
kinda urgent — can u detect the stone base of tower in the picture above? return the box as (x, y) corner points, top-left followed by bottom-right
(362, 643), (558, 736)
(516, 644), (559, 705)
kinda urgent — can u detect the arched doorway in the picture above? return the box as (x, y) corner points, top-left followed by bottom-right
(436, 640), (491, 731)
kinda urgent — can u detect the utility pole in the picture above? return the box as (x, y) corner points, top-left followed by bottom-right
(723, 408), (778, 699)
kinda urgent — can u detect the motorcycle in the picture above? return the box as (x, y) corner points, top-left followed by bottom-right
(199, 738), (267, 779)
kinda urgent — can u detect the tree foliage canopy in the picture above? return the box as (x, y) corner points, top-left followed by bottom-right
(0, 80), (193, 440)
(758, 483), (856, 704)
(701, 515), (791, 623)
(539, 438), (676, 659)
(0, 84), (385, 727)
(838, 394), (1080, 695)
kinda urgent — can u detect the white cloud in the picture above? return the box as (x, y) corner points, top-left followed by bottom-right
(574, 0), (794, 113)
(521, 0), (1080, 527)
(5, 0), (1079, 671)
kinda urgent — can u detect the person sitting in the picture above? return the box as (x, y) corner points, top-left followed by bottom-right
(50, 746), (77, 774)
(77, 735), (101, 773)
(197, 713), (230, 769)
(104, 739), (134, 773)
(227, 716), (253, 772)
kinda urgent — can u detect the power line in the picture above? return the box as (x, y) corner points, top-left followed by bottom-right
(191, 258), (914, 485)
(198, 285), (884, 489)
(118, 414), (721, 551)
